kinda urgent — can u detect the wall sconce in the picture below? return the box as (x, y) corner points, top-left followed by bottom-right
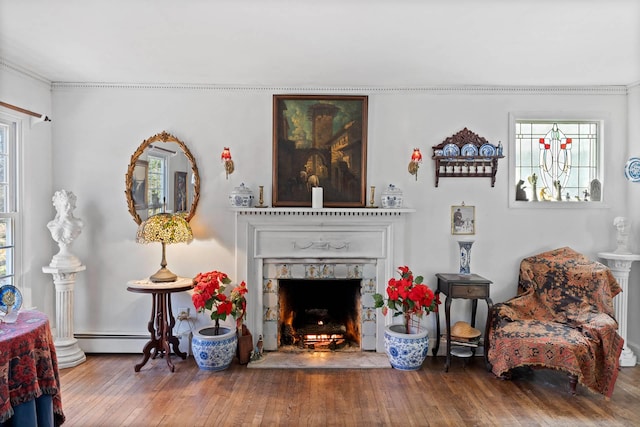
(408, 148), (422, 180)
(221, 147), (234, 179)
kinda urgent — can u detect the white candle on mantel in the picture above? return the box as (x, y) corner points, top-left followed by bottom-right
(312, 187), (323, 209)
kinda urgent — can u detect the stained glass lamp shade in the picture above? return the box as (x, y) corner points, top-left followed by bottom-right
(136, 213), (193, 282)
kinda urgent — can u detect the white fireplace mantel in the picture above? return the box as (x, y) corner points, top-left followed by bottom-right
(233, 207), (414, 352)
(233, 207), (415, 216)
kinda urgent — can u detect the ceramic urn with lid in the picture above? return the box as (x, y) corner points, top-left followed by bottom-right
(381, 184), (403, 209)
(229, 183), (254, 207)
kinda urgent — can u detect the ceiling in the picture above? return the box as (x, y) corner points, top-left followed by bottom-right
(1, 0), (639, 87)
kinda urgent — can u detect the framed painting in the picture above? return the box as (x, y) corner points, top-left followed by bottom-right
(132, 160), (148, 210)
(451, 205), (475, 235)
(272, 95), (368, 207)
(174, 171), (187, 212)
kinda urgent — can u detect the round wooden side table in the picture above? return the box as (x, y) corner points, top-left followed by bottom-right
(127, 277), (193, 372)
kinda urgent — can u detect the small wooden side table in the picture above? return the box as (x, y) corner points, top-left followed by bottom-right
(431, 273), (493, 372)
(127, 277), (193, 372)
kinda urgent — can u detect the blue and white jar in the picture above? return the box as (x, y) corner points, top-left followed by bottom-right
(229, 183), (254, 207)
(192, 326), (237, 371)
(381, 184), (403, 209)
(383, 324), (429, 371)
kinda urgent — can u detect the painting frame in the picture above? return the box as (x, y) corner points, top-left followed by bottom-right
(174, 171), (187, 213)
(272, 94), (368, 207)
(132, 160), (148, 210)
(451, 205), (475, 235)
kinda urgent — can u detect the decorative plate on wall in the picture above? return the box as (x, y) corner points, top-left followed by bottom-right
(0, 285), (22, 313)
(443, 143), (460, 157)
(461, 143), (478, 157)
(479, 143), (496, 157)
(624, 157), (640, 182)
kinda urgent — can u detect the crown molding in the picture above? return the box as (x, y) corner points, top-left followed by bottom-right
(0, 58), (51, 86)
(1, 58), (633, 95)
(50, 82), (628, 95)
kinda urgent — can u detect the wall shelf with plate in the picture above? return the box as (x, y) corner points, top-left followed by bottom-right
(431, 128), (504, 187)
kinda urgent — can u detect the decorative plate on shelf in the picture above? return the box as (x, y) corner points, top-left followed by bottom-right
(624, 157), (640, 182)
(461, 144), (478, 157)
(0, 285), (22, 314)
(479, 143), (496, 157)
(442, 143), (460, 157)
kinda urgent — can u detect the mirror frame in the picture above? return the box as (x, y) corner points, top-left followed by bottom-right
(125, 131), (200, 225)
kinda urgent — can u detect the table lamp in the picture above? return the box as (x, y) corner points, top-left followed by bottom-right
(136, 213), (193, 282)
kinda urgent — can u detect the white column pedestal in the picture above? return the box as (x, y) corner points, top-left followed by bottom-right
(598, 252), (640, 367)
(42, 265), (87, 368)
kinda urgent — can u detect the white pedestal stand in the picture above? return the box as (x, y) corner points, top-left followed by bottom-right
(42, 264), (87, 368)
(598, 252), (640, 367)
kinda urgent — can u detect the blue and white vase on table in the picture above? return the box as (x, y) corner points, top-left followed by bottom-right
(458, 240), (474, 274)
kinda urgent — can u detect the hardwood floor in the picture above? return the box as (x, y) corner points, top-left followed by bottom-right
(58, 354), (640, 426)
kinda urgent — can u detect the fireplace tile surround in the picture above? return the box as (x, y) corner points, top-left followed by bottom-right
(263, 260), (377, 350)
(233, 208), (414, 353)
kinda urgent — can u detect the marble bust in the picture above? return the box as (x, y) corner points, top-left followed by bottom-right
(613, 216), (631, 255)
(47, 190), (84, 267)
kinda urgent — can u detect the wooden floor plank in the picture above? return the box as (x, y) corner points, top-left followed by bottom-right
(57, 354), (640, 426)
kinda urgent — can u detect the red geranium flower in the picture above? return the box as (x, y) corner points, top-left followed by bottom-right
(192, 293), (206, 312)
(373, 266), (440, 334)
(192, 271), (248, 334)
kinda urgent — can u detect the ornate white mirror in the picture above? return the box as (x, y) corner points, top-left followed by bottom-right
(125, 131), (200, 225)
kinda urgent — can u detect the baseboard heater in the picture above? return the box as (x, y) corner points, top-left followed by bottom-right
(74, 333), (151, 353)
(74, 332), (192, 354)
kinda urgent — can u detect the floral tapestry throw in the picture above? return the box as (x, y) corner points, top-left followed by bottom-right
(487, 247), (623, 397)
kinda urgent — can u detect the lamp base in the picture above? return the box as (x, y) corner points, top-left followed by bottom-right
(150, 267), (178, 283)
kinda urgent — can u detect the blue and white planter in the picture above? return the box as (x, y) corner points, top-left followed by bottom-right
(192, 326), (237, 371)
(383, 324), (429, 371)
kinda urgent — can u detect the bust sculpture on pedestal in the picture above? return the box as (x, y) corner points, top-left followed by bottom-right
(613, 216), (631, 255)
(47, 190), (84, 268)
(598, 216), (640, 367)
(43, 189), (87, 368)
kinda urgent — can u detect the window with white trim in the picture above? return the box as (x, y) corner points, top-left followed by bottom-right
(513, 119), (603, 204)
(146, 154), (167, 216)
(0, 116), (18, 287)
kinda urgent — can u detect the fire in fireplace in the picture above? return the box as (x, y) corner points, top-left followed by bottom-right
(278, 279), (361, 351)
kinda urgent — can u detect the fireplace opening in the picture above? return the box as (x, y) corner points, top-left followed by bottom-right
(278, 279), (361, 351)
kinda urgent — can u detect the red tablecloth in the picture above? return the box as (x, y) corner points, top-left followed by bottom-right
(0, 310), (64, 425)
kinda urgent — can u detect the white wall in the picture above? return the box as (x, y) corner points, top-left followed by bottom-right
(2, 67), (635, 355)
(43, 83), (635, 354)
(0, 66), (55, 317)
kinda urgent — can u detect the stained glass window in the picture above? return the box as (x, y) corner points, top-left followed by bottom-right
(514, 120), (601, 203)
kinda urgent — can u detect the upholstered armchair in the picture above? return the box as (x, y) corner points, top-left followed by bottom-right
(487, 247), (624, 397)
